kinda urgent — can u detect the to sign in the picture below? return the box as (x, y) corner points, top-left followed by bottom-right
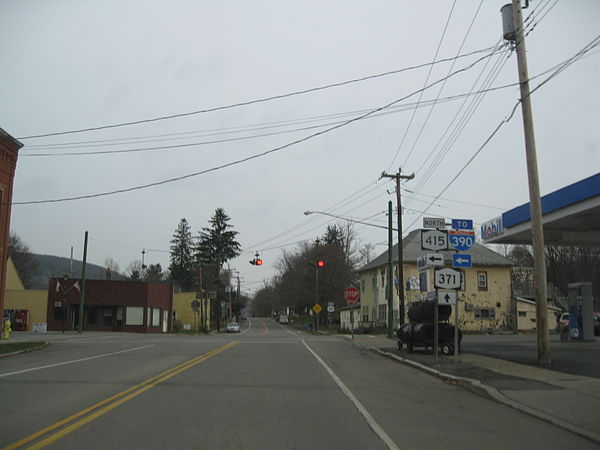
(451, 219), (473, 230)
(421, 229), (448, 251)
(423, 217), (446, 229)
(344, 286), (360, 305)
(434, 268), (461, 289)
(448, 230), (475, 251)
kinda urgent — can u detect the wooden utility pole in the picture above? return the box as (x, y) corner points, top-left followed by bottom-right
(505, 0), (551, 364)
(381, 169), (414, 327)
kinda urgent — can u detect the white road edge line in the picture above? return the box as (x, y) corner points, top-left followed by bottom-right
(239, 318), (252, 335)
(301, 340), (400, 450)
(277, 321), (299, 337)
(0, 345), (155, 378)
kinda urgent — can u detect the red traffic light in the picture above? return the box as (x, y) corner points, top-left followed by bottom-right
(317, 260), (325, 268)
(256, 258), (263, 266)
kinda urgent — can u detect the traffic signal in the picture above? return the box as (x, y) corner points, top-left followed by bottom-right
(250, 252), (263, 266)
(317, 260), (325, 268)
(256, 258), (263, 266)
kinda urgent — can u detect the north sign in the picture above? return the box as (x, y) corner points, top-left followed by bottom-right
(423, 217), (446, 229)
(421, 229), (448, 251)
(448, 230), (475, 251)
(452, 253), (472, 268)
(434, 268), (461, 289)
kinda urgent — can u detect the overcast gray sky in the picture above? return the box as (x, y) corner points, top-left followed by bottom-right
(2, 0), (599, 295)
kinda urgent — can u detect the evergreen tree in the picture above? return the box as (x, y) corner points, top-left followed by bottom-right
(196, 208), (241, 269)
(169, 218), (196, 290)
(143, 263), (164, 283)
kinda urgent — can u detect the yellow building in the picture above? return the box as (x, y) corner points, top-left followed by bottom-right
(517, 297), (561, 332)
(3, 256), (48, 331)
(173, 292), (213, 331)
(358, 230), (515, 333)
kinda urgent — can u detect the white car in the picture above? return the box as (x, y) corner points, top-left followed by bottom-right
(226, 322), (240, 333)
(278, 315), (289, 324)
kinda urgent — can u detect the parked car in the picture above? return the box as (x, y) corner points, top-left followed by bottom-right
(278, 315), (289, 324)
(226, 322), (240, 333)
(557, 312), (570, 331)
(594, 313), (600, 336)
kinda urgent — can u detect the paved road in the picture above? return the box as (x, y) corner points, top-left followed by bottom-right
(0, 320), (596, 449)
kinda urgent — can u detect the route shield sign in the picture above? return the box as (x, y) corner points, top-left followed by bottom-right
(448, 230), (475, 251)
(452, 253), (472, 268)
(434, 268), (461, 289)
(421, 229), (448, 251)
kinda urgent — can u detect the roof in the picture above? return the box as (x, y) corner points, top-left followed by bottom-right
(516, 296), (562, 311)
(359, 229), (511, 273)
(482, 172), (600, 246)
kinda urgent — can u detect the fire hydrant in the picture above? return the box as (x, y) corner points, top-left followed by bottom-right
(2, 319), (11, 340)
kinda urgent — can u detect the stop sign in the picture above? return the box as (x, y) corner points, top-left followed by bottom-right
(344, 286), (360, 305)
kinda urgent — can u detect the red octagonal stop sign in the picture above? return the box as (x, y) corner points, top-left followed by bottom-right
(344, 286), (360, 305)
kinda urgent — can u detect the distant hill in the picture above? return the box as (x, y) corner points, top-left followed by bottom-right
(27, 254), (126, 290)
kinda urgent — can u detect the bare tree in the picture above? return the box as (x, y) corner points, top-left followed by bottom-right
(126, 260), (143, 280)
(104, 257), (120, 280)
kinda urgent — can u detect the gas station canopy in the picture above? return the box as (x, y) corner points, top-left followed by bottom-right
(481, 172), (600, 246)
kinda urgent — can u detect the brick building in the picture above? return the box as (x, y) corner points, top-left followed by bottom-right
(47, 278), (173, 333)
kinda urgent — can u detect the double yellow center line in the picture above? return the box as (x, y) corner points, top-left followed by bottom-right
(4, 341), (239, 450)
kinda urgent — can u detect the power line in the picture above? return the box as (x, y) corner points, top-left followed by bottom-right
(17, 46), (499, 140)
(13, 50), (500, 205)
(386, 0), (458, 171)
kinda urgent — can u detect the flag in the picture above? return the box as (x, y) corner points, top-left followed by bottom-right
(55, 280), (61, 293)
(73, 281), (80, 293)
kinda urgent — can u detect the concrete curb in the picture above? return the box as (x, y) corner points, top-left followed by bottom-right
(371, 347), (600, 446)
(0, 341), (49, 358)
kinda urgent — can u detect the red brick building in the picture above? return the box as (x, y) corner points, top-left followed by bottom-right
(47, 278), (173, 333)
(0, 128), (22, 323)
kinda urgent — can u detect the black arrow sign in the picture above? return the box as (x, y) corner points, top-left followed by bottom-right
(428, 255), (443, 263)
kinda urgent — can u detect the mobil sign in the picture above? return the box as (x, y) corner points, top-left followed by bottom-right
(481, 216), (504, 242)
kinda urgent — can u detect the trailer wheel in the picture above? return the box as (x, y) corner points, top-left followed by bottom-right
(441, 344), (453, 355)
(397, 341), (403, 351)
(407, 342), (413, 353)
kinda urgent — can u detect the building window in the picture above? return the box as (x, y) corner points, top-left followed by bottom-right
(378, 304), (387, 322)
(361, 280), (365, 293)
(152, 308), (161, 327)
(87, 306), (97, 325)
(103, 308), (113, 326)
(126, 306), (144, 325)
(372, 275), (377, 291)
(475, 308), (495, 319)
(478, 272), (488, 291)
(518, 311), (527, 317)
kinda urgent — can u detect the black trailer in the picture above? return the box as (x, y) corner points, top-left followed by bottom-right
(397, 300), (462, 355)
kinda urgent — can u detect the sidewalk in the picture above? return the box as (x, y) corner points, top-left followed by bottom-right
(347, 334), (600, 445)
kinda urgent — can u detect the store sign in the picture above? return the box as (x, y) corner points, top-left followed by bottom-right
(481, 216), (504, 241)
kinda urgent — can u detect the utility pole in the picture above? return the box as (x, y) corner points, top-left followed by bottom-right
(503, 0), (551, 364)
(381, 168), (415, 328)
(387, 201), (394, 338)
(78, 231), (88, 333)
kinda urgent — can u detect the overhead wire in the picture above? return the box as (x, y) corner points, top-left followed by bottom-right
(17, 46), (499, 141)
(386, 0), (457, 172)
(13, 48), (502, 205)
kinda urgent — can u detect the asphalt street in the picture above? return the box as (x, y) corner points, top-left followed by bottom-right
(0, 320), (596, 449)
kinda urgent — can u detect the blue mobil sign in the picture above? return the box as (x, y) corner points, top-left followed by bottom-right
(448, 230), (475, 251)
(451, 219), (473, 230)
(452, 254), (472, 268)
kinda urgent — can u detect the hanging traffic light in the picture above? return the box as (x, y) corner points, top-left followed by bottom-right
(250, 252), (263, 266)
(317, 260), (325, 268)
